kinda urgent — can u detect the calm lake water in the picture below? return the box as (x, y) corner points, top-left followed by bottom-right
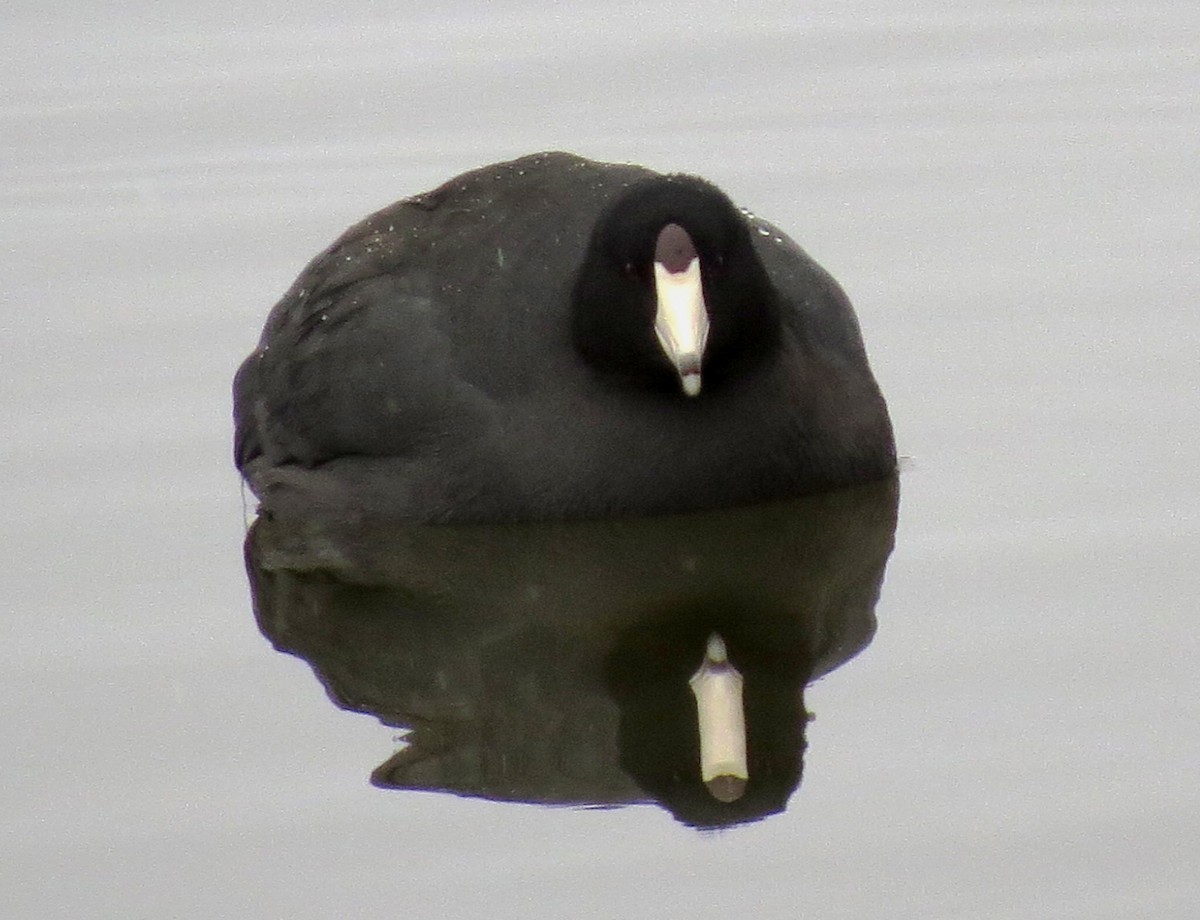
(4, 2), (1198, 917)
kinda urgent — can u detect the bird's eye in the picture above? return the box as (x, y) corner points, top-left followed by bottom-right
(623, 261), (637, 276)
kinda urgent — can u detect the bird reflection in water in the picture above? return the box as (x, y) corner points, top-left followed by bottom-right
(243, 476), (897, 829)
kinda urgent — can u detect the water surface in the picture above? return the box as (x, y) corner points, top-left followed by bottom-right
(3, 2), (1197, 917)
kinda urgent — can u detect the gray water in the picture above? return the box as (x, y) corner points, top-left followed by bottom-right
(4, 2), (1198, 917)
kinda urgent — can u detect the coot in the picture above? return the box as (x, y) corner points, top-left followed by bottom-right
(234, 152), (894, 521)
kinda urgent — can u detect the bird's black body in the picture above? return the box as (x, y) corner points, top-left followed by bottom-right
(234, 152), (894, 522)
